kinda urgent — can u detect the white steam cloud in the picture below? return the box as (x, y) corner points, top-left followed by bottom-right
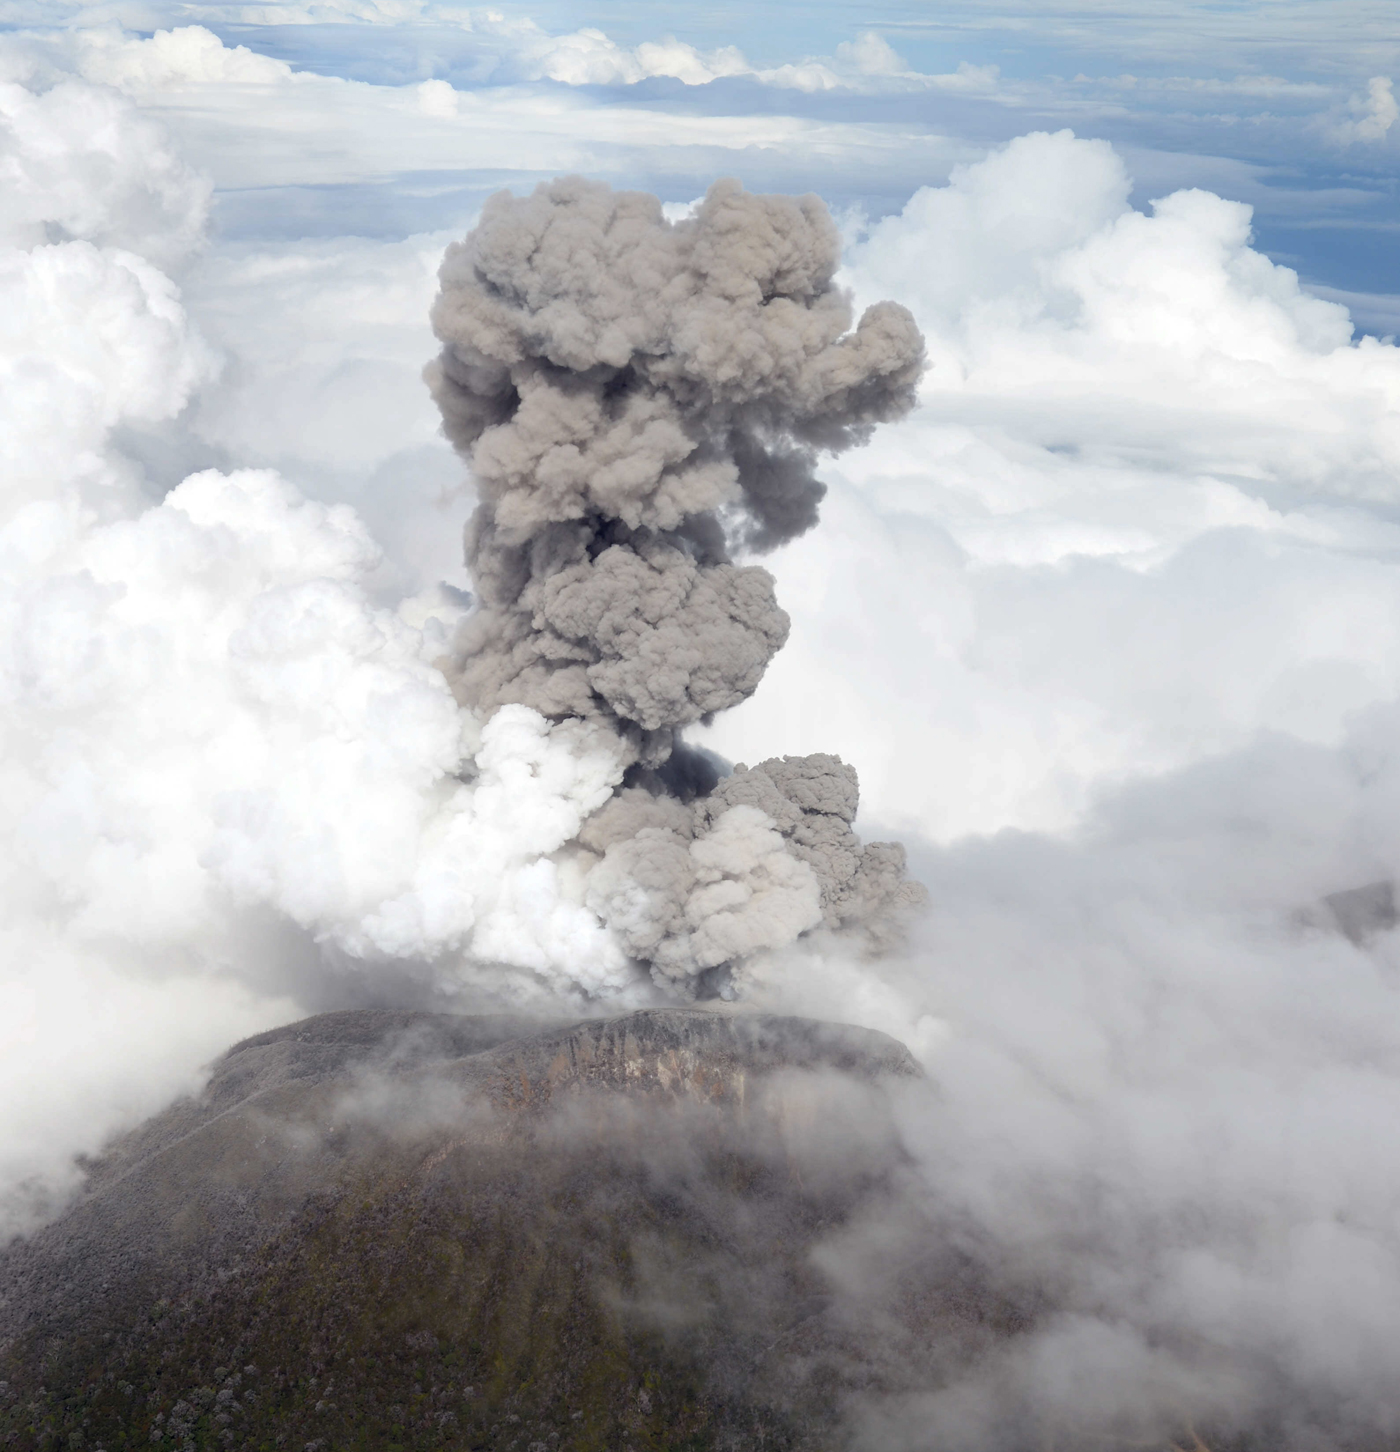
(0, 72), (612, 1230)
(807, 718), (1400, 1449)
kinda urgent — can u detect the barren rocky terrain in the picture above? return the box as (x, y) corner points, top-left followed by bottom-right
(0, 1008), (1019, 1452)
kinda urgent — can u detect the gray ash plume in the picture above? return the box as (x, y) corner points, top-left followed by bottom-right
(581, 755), (927, 989)
(427, 175), (927, 992)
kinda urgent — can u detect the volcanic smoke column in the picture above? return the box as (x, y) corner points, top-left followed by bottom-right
(428, 176), (927, 991)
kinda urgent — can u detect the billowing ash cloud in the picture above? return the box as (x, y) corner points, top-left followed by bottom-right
(583, 755), (926, 986)
(427, 175), (923, 735)
(425, 175), (927, 987)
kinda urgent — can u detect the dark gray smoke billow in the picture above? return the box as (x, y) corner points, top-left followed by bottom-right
(427, 176), (926, 990)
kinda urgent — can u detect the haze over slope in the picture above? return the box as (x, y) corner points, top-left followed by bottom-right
(0, 1009), (934, 1452)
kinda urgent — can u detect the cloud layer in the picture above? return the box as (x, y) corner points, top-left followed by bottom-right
(4, 11), (1393, 312)
(702, 129), (1400, 837)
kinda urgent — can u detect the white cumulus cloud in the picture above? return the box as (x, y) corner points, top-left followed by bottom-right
(700, 129), (1400, 840)
(1330, 74), (1399, 143)
(0, 69), (650, 1232)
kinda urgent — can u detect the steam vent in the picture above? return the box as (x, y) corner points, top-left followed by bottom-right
(0, 1008), (1014, 1452)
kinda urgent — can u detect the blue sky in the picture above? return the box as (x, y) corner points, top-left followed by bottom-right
(209, 2), (1400, 304)
(5, 0), (1396, 314)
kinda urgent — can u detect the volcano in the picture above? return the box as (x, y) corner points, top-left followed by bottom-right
(0, 1008), (1028, 1452)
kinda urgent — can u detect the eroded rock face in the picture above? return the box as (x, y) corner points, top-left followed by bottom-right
(0, 1009), (980, 1452)
(466, 1008), (920, 1109)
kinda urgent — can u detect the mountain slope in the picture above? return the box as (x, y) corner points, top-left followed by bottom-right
(0, 1008), (1015, 1452)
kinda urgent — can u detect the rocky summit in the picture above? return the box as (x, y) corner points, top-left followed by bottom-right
(0, 1009), (1018, 1452)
